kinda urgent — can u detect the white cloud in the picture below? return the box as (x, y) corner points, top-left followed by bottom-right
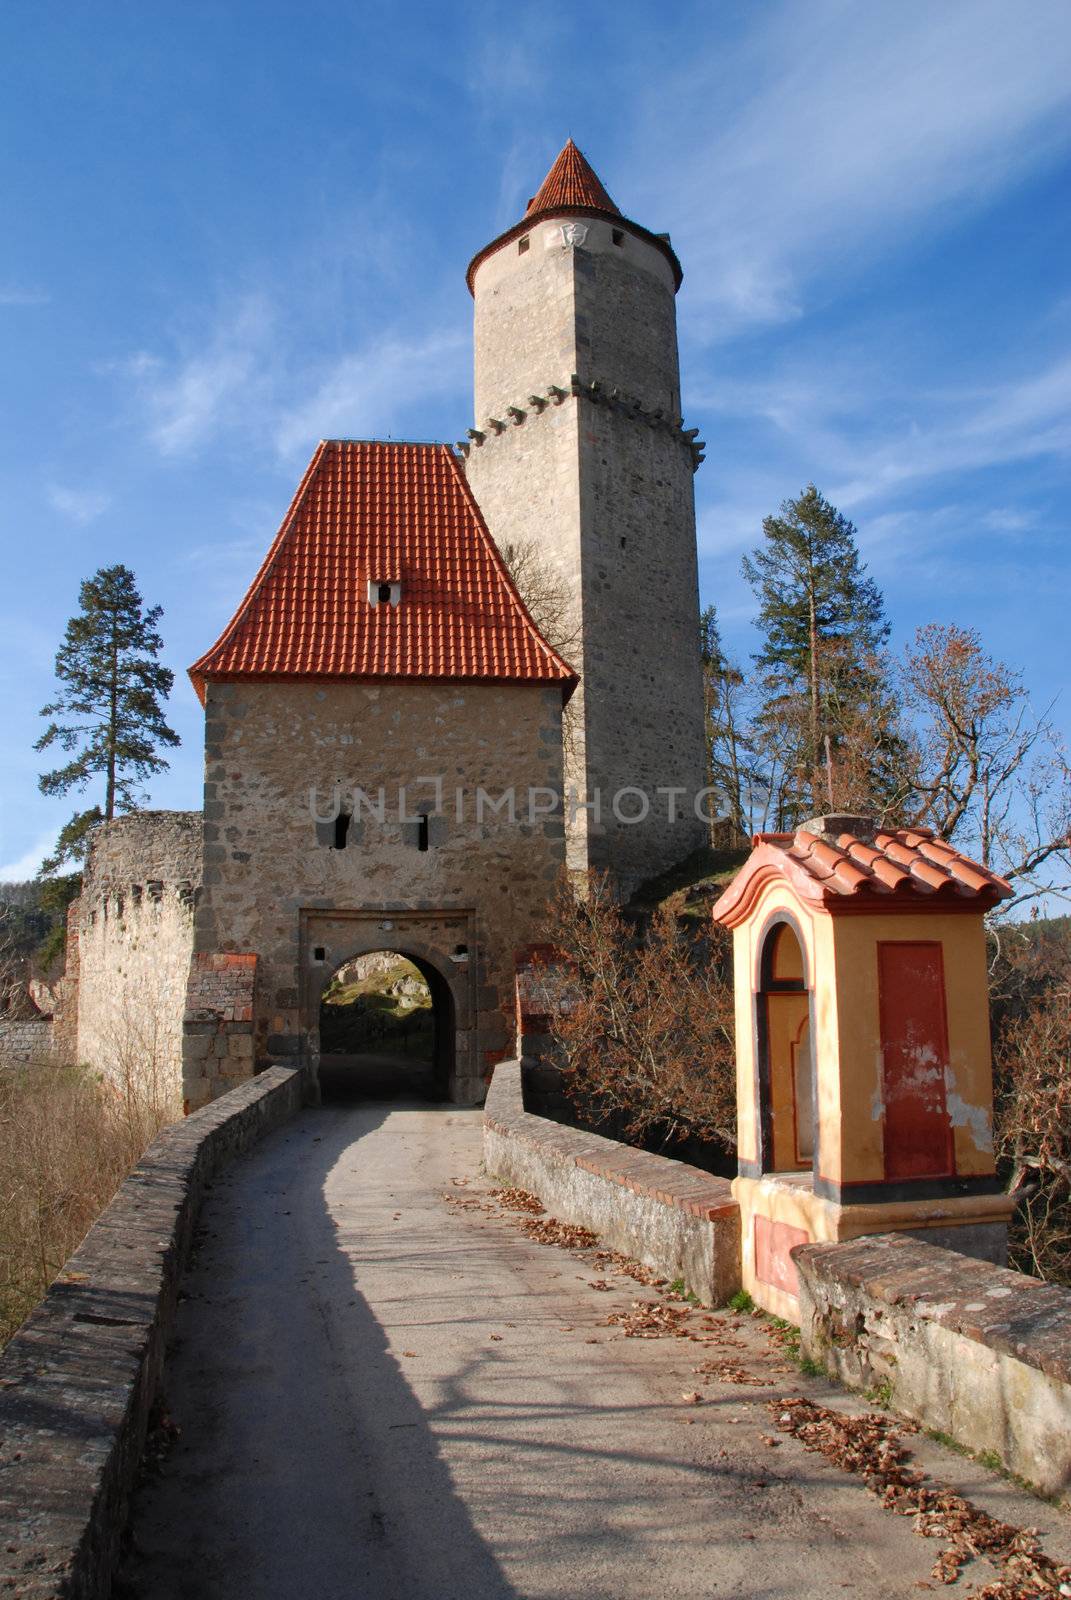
(695, 348), (1071, 513)
(0, 831), (55, 883)
(829, 354), (1071, 506)
(272, 329), (469, 460)
(979, 508), (1032, 534)
(46, 484), (112, 525)
(109, 290), (468, 467)
(118, 296), (275, 457)
(0, 285), (49, 307)
(630, 0), (1071, 333)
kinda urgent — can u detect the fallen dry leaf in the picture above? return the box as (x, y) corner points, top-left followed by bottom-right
(605, 1299), (693, 1339)
(771, 1396), (1071, 1596)
(522, 1217), (598, 1249)
(693, 1358), (764, 1385)
(495, 1187), (546, 1215)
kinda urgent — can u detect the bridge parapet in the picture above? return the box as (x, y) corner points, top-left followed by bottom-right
(0, 1064), (304, 1599)
(484, 1060), (741, 1306)
(795, 1232), (1071, 1502)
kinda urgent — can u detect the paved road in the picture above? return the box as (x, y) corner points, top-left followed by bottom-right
(121, 1101), (1070, 1599)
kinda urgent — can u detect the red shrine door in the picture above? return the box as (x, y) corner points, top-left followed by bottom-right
(877, 941), (955, 1181)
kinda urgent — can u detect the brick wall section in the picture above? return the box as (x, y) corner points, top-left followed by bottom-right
(511, 947), (572, 1116)
(484, 1060), (740, 1305)
(795, 1232), (1071, 1501)
(0, 1064), (304, 1600)
(0, 1019), (55, 1064)
(181, 953), (257, 1113)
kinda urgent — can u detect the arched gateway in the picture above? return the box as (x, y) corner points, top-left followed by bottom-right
(179, 440), (577, 1111)
(311, 934), (464, 1102)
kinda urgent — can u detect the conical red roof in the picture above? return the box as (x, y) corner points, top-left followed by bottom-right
(189, 441), (577, 703)
(466, 140), (682, 294)
(526, 139), (620, 217)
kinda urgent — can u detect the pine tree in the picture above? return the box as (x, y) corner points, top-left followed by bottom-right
(741, 486), (897, 826)
(36, 565), (179, 873)
(700, 606), (754, 842)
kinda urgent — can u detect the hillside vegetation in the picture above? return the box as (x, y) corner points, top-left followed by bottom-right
(320, 957), (434, 1057)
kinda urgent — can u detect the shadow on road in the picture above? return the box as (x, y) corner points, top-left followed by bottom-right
(118, 1102), (520, 1600)
(318, 1050), (439, 1103)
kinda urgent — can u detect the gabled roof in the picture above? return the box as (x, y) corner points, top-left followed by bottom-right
(526, 138), (621, 216)
(712, 819), (1012, 927)
(189, 440), (578, 704)
(466, 140), (683, 294)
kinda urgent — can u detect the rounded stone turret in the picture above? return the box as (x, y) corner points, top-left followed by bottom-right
(463, 141), (708, 891)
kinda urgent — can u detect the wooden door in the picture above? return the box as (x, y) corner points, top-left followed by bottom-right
(878, 941), (954, 1181)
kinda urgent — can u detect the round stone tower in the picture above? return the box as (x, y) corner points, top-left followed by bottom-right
(462, 140), (708, 892)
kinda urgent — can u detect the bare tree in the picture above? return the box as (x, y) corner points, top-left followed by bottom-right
(501, 538), (583, 769)
(903, 624), (1071, 908)
(0, 912), (33, 1020)
(500, 539), (581, 662)
(993, 935), (1071, 1284)
(536, 874), (737, 1151)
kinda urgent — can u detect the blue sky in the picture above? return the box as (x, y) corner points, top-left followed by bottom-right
(2, 0), (1070, 879)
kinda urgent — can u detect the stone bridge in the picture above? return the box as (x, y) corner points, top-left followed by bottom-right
(1, 1065), (1069, 1600)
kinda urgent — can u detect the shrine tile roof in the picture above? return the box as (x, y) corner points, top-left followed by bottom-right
(712, 819), (1012, 926)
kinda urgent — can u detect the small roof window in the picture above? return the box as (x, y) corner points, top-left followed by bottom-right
(368, 579), (401, 607)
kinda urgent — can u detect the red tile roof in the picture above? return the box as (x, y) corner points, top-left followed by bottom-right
(466, 140), (682, 294)
(189, 440), (578, 703)
(526, 139), (621, 217)
(712, 820), (1012, 927)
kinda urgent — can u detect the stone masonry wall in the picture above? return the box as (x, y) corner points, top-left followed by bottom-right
(484, 1061), (741, 1307)
(0, 1065), (303, 1600)
(182, 952), (257, 1113)
(466, 213), (707, 891)
(195, 679), (565, 1106)
(795, 1232), (1071, 1502)
(0, 1019), (55, 1065)
(49, 898), (81, 1062)
(75, 813), (202, 1094)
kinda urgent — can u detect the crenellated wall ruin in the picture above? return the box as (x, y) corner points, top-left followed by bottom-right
(74, 812), (202, 1093)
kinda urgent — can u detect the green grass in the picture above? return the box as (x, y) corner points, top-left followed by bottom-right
(751, 1305), (825, 1377)
(728, 1288), (755, 1314)
(865, 1378), (894, 1409)
(921, 1428), (1054, 1498)
(770, 1315), (802, 1362)
(668, 1276), (701, 1306)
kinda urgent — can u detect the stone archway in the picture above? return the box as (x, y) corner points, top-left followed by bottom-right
(301, 910), (476, 1104)
(316, 949), (455, 1101)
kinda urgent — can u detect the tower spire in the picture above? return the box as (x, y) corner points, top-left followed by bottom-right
(526, 139), (621, 217)
(466, 139), (681, 295)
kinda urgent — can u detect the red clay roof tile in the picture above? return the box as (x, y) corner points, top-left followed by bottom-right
(712, 823), (1012, 926)
(525, 139), (621, 216)
(189, 440), (578, 703)
(465, 140), (683, 294)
